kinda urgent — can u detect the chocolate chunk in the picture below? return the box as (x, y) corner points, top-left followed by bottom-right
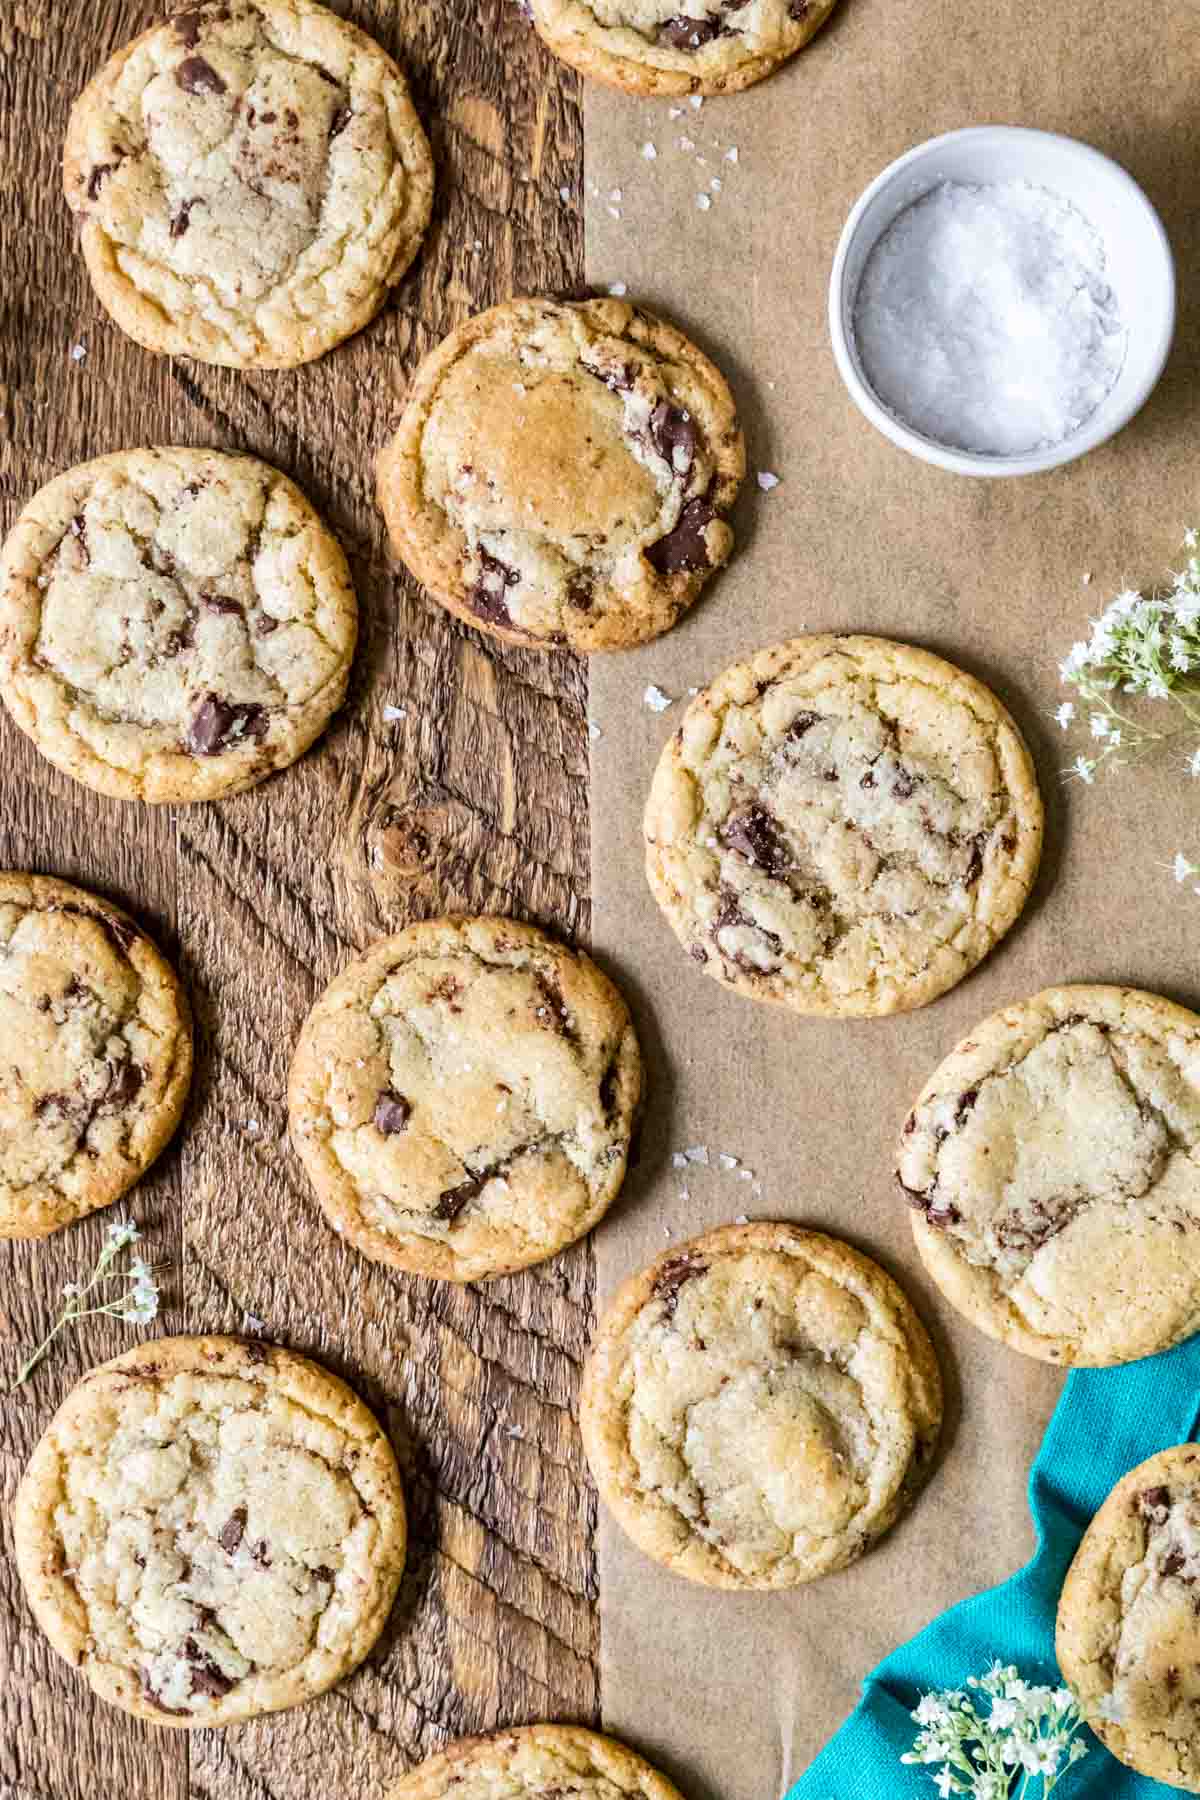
(86, 163), (117, 202)
(250, 1540), (272, 1569)
(174, 8), (205, 47)
(658, 14), (726, 48)
(242, 1339), (269, 1365)
(69, 513), (89, 560)
(787, 710), (820, 741)
(789, 0), (811, 15)
(1139, 1485), (1172, 1523)
(648, 401), (698, 471)
(103, 1058), (144, 1109)
(257, 615), (279, 636)
(176, 56), (227, 96)
(200, 591), (242, 616)
(311, 1564), (335, 1584)
(994, 1195), (1079, 1259)
(891, 767), (918, 800)
(645, 496), (714, 576)
(720, 805), (790, 876)
(534, 972), (576, 1041)
(689, 942), (709, 964)
(218, 1505), (247, 1554)
(954, 1088), (979, 1129)
(899, 1180), (962, 1228)
(330, 105), (352, 139)
(1163, 1547), (1187, 1577)
(374, 1090), (412, 1135)
(34, 1092), (75, 1123)
(468, 548), (519, 626)
(582, 357), (636, 394)
(435, 1174), (487, 1222)
(170, 199), (198, 239)
(165, 620), (195, 657)
(141, 1674), (189, 1716)
(567, 574), (594, 612)
(187, 693), (267, 756)
(599, 1059), (619, 1121)
(184, 1639), (235, 1698)
(653, 1254), (707, 1315)
(860, 769), (877, 789)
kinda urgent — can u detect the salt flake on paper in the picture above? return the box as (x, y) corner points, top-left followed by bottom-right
(757, 471), (781, 491)
(644, 684), (674, 712)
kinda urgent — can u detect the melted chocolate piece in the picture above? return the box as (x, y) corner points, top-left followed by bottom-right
(598, 1059), (619, 1121)
(141, 1674), (189, 1717)
(330, 105), (352, 138)
(653, 1254), (707, 1316)
(1139, 1485), (1172, 1523)
(533, 972), (576, 1041)
(658, 14), (726, 48)
(170, 199), (198, 239)
(648, 401), (698, 470)
(242, 1339), (269, 1365)
(890, 767), (918, 801)
(468, 548), (519, 626)
(176, 55), (227, 95)
(69, 513), (89, 560)
(899, 1180), (962, 1228)
(720, 805), (789, 876)
(103, 1058), (144, 1109)
(374, 1090), (412, 1135)
(311, 1564), (335, 1584)
(787, 710), (820, 741)
(789, 0), (811, 15)
(200, 592), (242, 616)
(690, 942), (709, 964)
(250, 1539), (272, 1569)
(1163, 1547), (1188, 1577)
(567, 574), (594, 612)
(582, 357), (636, 394)
(435, 1174), (487, 1222)
(185, 1639), (235, 1698)
(86, 162), (118, 202)
(954, 1088), (979, 1129)
(645, 496), (715, 576)
(218, 1505), (247, 1555)
(187, 693), (267, 756)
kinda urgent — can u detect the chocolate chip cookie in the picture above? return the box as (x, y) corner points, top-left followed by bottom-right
(522, 0), (841, 97)
(376, 297), (745, 652)
(64, 0), (433, 368)
(1058, 1445), (1200, 1789)
(580, 1222), (942, 1589)
(387, 1726), (688, 1800)
(0, 448), (358, 803)
(644, 635), (1043, 1017)
(288, 917), (643, 1281)
(0, 873), (192, 1240)
(13, 1335), (406, 1727)
(900, 986), (1200, 1367)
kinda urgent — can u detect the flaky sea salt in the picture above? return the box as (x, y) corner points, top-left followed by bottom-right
(608, 281), (628, 297)
(644, 684), (674, 712)
(757, 471), (780, 491)
(852, 180), (1127, 457)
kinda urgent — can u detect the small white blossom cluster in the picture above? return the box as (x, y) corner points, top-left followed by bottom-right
(901, 1664), (1088, 1797)
(9, 1218), (162, 1390)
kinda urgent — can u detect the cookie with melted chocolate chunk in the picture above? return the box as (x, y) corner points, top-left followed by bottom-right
(644, 634), (1043, 1017)
(581, 1222), (942, 1588)
(376, 297), (744, 653)
(900, 985), (1200, 1366)
(521, 0), (840, 97)
(288, 916), (643, 1280)
(63, 0), (433, 367)
(0, 448), (357, 802)
(14, 1336), (405, 1726)
(0, 872), (192, 1239)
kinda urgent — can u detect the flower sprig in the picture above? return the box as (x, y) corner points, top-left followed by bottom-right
(7, 1218), (161, 1392)
(902, 1664), (1089, 1797)
(1057, 530), (1200, 788)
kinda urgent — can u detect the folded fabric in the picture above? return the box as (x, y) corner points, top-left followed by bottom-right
(785, 1335), (1200, 1799)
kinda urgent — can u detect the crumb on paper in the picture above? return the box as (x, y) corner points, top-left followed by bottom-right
(382, 703), (407, 722)
(641, 141), (657, 160)
(608, 281), (628, 297)
(644, 683), (674, 713)
(757, 471), (781, 491)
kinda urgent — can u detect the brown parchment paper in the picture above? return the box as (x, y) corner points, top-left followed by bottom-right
(583, 4), (1200, 1797)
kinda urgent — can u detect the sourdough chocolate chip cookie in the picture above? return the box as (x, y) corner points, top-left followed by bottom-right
(900, 986), (1200, 1367)
(64, 0), (433, 368)
(580, 1223), (942, 1588)
(13, 1336), (406, 1727)
(0, 874), (192, 1240)
(644, 635), (1043, 1017)
(387, 1726), (689, 1800)
(288, 917), (643, 1281)
(376, 297), (745, 652)
(1058, 1445), (1200, 1788)
(0, 448), (357, 803)
(523, 0), (841, 97)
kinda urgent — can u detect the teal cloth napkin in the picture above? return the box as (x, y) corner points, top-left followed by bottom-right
(785, 1335), (1200, 1799)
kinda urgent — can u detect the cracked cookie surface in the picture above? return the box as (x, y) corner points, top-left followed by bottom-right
(0, 873), (192, 1240)
(387, 1725), (688, 1800)
(580, 1222), (942, 1588)
(0, 448), (357, 803)
(13, 1335), (406, 1726)
(64, 0), (433, 368)
(644, 635), (1043, 1017)
(1058, 1444), (1200, 1790)
(900, 985), (1200, 1367)
(524, 0), (841, 96)
(288, 916), (643, 1281)
(376, 297), (745, 653)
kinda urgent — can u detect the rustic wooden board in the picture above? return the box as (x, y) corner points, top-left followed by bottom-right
(0, 5), (590, 1797)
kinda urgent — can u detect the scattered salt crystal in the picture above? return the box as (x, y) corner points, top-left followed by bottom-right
(669, 106), (683, 119)
(757, 471), (780, 491)
(588, 721), (602, 741)
(709, 177), (722, 193)
(737, 1167), (755, 1181)
(71, 343), (87, 362)
(559, 185), (570, 202)
(641, 142), (657, 161)
(589, 182), (600, 196)
(243, 1312), (265, 1332)
(644, 684), (674, 712)
(1082, 571), (1093, 586)
(382, 703), (407, 722)
(679, 135), (695, 152)
(696, 193), (711, 212)
(672, 1152), (689, 1169)
(690, 94), (703, 109)
(244, 1120), (259, 1135)
(607, 206), (622, 221)
(688, 685), (699, 696)
(853, 179), (1128, 457)
(718, 1154), (739, 1171)
(767, 380), (776, 391)
(725, 146), (739, 164)
(609, 187), (622, 202)
(665, 1223), (675, 1236)
(472, 239), (483, 251)
(734, 1214), (749, 1226)
(684, 1145), (710, 1166)
(506, 1425), (525, 1440)
(608, 281), (628, 297)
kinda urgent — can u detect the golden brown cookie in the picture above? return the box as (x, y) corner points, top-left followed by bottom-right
(376, 297), (745, 652)
(901, 985), (1200, 1367)
(0, 873), (192, 1239)
(0, 448), (358, 803)
(13, 1335), (406, 1726)
(644, 635), (1043, 1017)
(522, 0), (841, 98)
(64, 0), (434, 368)
(288, 916), (643, 1281)
(1058, 1444), (1200, 1790)
(580, 1222), (942, 1588)
(387, 1725), (689, 1800)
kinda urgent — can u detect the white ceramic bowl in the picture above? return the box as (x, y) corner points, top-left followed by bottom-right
(828, 126), (1176, 478)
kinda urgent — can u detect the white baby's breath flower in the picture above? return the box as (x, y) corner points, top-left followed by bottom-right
(1174, 852), (1197, 885)
(1072, 755), (1097, 784)
(1189, 748), (1200, 778)
(1090, 713), (1110, 739)
(1054, 702), (1075, 730)
(9, 1227), (162, 1390)
(1185, 528), (1198, 550)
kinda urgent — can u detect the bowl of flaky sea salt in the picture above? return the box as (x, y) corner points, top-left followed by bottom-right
(829, 126), (1175, 477)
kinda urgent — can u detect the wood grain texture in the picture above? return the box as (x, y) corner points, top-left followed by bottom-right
(0, 4), (590, 1797)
